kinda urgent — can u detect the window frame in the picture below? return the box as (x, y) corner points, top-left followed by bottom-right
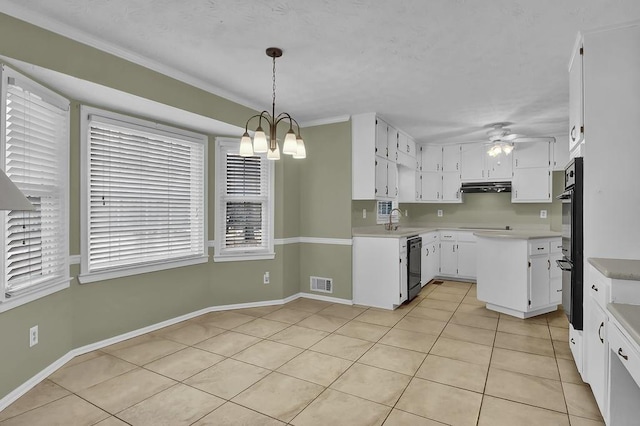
(214, 137), (275, 262)
(376, 200), (400, 224)
(0, 64), (70, 313)
(78, 106), (208, 284)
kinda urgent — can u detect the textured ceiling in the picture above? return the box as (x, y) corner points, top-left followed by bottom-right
(2, 0), (640, 143)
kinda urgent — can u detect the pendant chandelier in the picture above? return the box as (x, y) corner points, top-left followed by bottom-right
(240, 47), (305, 160)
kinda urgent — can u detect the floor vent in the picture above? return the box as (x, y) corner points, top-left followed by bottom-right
(310, 276), (333, 293)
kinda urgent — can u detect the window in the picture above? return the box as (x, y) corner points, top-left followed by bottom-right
(79, 107), (207, 283)
(0, 65), (70, 311)
(377, 200), (399, 224)
(215, 138), (274, 261)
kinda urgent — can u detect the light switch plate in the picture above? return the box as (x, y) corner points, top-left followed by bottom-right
(540, 210), (547, 219)
(362, 209), (366, 219)
(437, 210), (443, 217)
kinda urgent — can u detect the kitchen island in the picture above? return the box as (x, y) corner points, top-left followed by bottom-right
(475, 231), (562, 318)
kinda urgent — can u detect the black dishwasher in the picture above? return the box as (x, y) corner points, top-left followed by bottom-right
(407, 236), (422, 302)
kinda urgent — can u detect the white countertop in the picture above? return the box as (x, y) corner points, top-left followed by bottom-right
(474, 230), (561, 240)
(352, 224), (555, 239)
(589, 258), (640, 281)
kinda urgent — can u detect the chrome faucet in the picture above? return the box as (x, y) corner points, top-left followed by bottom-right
(385, 208), (403, 231)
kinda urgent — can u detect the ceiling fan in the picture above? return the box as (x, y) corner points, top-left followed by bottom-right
(484, 123), (555, 157)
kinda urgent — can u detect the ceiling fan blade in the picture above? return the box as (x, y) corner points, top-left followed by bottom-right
(511, 136), (556, 143)
(502, 133), (522, 141)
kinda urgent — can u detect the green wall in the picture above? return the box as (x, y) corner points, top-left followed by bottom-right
(352, 171), (564, 231)
(0, 12), (349, 401)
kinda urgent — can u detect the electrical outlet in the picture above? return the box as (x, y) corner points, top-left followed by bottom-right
(404, 209), (408, 217)
(263, 272), (270, 284)
(362, 209), (366, 219)
(29, 325), (38, 347)
(437, 210), (443, 217)
(540, 210), (547, 219)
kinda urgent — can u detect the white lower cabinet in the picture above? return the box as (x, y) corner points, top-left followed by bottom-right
(437, 231), (476, 279)
(457, 241), (477, 279)
(585, 297), (608, 419)
(352, 236), (407, 310)
(420, 232), (439, 285)
(440, 241), (458, 276)
(569, 323), (584, 378)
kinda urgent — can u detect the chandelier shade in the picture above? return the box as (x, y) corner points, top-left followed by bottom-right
(240, 47), (306, 160)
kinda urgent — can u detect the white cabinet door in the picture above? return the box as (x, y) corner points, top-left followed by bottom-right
(585, 299), (607, 417)
(552, 136), (570, 171)
(442, 144), (460, 172)
(375, 158), (388, 198)
(457, 241), (477, 278)
(514, 142), (550, 169)
(460, 143), (485, 181)
(421, 145), (442, 172)
(375, 118), (388, 158)
(429, 241), (440, 281)
(529, 255), (550, 309)
(569, 43), (584, 150)
(387, 161), (398, 199)
(487, 150), (513, 180)
(442, 172), (461, 202)
(387, 124), (398, 162)
(440, 241), (457, 276)
(549, 251), (563, 304)
(407, 136), (417, 158)
(512, 168), (551, 202)
(420, 172), (442, 201)
(421, 243), (430, 285)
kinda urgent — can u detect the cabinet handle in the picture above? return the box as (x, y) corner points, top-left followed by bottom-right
(570, 338), (575, 344)
(386, 185), (388, 195)
(547, 259), (551, 270)
(426, 248), (429, 256)
(456, 162), (459, 170)
(571, 125), (576, 142)
(591, 284), (598, 292)
(437, 164), (440, 171)
(453, 245), (456, 253)
(407, 145), (410, 153)
(437, 191), (440, 199)
(618, 348), (629, 361)
(598, 322), (604, 343)
(386, 147), (389, 157)
(487, 170), (490, 178)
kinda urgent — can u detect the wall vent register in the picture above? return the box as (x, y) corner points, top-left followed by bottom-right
(310, 276), (333, 293)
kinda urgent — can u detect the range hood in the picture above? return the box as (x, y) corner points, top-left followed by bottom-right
(460, 181), (512, 193)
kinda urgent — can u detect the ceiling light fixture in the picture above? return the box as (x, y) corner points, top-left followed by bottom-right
(486, 123), (514, 157)
(240, 47), (305, 160)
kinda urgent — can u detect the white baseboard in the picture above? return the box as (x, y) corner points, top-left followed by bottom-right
(0, 292), (352, 411)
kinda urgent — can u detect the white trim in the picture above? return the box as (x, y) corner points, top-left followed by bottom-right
(300, 115), (350, 128)
(207, 240), (215, 248)
(274, 237), (300, 245)
(299, 237), (353, 246)
(78, 256), (209, 284)
(0, 280), (70, 313)
(0, 4), (263, 114)
(213, 253), (275, 263)
(0, 291), (352, 411)
(69, 255), (81, 265)
(296, 292), (353, 305)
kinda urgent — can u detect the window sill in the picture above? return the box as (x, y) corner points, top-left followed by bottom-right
(0, 279), (71, 313)
(78, 255), (209, 284)
(213, 252), (276, 262)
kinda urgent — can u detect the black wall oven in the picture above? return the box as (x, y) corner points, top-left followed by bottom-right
(556, 157), (584, 330)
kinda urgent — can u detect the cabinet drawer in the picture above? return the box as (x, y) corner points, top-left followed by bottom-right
(609, 323), (640, 387)
(529, 241), (549, 255)
(420, 232), (438, 243)
(440, 231), (457, 241)
(589, 265), (610, 310)
(551, 240), (563, 253)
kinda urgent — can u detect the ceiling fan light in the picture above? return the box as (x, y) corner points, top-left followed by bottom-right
(239, 132), (254, 156)
(502, 144), (514, 155)
(282, 129), (298, 155)
(253, 127), (268, 153)
(293, 137), (306, 159)
(267, 142), (280, 160)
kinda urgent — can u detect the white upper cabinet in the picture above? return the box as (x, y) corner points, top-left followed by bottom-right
(442, 172), (462, 202)
(512, 168), (551, 202)
(375, 118), (388, 159)
(460, 143), (485, 181)
(569, 40), (584, 151)
(442, 145), (461, 172)
(487, 149), (514, 180)
(420, 145), (442, 172)
(552, 135), (570, 171)
(386, 123), (398, 162)
(513, 142), (550, 169)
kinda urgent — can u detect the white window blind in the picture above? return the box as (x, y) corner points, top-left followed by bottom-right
(216, 139), (273, 259)
(85, 114), (206, 274)
(1, 66), (69, 299)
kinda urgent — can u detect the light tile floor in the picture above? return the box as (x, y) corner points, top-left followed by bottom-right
(0, 280), (605, 426)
